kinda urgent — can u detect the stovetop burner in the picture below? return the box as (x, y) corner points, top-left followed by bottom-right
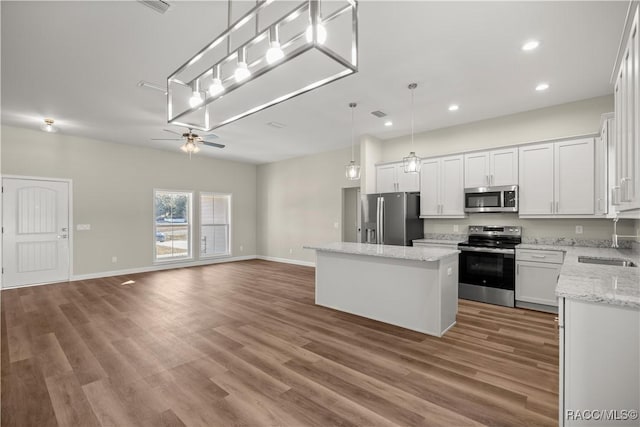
(458, 225), (522, 249)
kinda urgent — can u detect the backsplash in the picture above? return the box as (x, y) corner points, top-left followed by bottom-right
(422, 233), (633, 249)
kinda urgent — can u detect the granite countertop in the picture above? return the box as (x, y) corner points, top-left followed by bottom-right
(517, 244), (640, 309)
(413, 238), (465, 245)
(304, 242), (459, 262)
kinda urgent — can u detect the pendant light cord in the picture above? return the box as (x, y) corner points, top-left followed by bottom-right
(410, 83), (416, 150)
(349, 102), (356, 162)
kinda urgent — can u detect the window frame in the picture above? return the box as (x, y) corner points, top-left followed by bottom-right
(198, 192), (232, 259)
(153, 189), (194, 263)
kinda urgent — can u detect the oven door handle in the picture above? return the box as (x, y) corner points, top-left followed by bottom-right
(459, 247), (515, 255)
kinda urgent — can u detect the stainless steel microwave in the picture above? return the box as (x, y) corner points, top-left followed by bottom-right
(464, 185), (518, 213)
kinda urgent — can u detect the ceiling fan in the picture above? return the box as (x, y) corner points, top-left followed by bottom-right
(152, 128), (225, 156)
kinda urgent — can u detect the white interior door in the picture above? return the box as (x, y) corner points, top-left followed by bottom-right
(2, 178), (70, 288)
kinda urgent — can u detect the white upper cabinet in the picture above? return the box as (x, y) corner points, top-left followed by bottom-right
(519, 138), (595, 217)
(490, 148), (519, 186)
(464, 148), (518, 188)
(555, 139), (595, 215)
(375, 162), (419, 193)
(612, 4), (640, 214)
(519, 143), (555, 215)
(464, 152), (489, 188)
(420, 155), (465, 218)
(376, 164), (397, 193)
(419, 159), (440, 216)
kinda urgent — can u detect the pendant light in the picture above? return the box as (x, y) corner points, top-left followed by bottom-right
(345, 102), (360, 180)
(189, 80), (203, 108)
(266, 26), (285, 64)
(403, 83), (421, 174)
(234, 47), (251, 82)
(208, 64), (224, 97)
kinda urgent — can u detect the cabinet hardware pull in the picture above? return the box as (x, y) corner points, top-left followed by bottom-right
(550, 201), (554, 213)
(556, 201), (559, 213)
(516, 264), (519, 275)
(532, 255), (546, 258)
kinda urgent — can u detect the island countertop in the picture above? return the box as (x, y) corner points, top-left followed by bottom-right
(304, 242), (459, 262)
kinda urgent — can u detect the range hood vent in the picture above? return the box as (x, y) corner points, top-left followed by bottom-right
(371, 110), (387, 118)
(138, 0), (171, 14)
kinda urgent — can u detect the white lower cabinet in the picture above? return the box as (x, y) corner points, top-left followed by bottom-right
(559, 298), (640, 426)
(516, 249), (563, 311)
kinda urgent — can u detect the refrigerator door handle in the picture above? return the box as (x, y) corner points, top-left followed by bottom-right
(376, 197), (380, 244)
(379, 197), (385, 244)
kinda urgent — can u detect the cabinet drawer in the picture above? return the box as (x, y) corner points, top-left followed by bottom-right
(414, 242), (459, 248)
(516, 249), (564, 264)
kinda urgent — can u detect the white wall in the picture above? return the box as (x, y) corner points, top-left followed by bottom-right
(256, 146), (360, 264)
(1, 126), (257, 277)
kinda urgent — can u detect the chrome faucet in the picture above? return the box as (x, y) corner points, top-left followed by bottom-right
(612, 217), (639, 248)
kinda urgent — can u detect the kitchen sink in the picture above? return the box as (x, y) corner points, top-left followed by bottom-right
(578, 256), (638, 267)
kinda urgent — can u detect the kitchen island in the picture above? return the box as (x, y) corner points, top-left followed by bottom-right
(304, 242), (459, 337)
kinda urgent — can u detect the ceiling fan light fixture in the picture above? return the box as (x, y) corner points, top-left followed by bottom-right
(41, 118), (58, 133)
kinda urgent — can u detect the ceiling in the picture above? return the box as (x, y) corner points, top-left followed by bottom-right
(0, 1), (630, 164)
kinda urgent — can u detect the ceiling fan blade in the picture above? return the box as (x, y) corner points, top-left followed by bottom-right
(201, 133), (219, 140)
(151, 138), (182, 141)
(163, 129), (183, 136)
(202, 141), (225, 149)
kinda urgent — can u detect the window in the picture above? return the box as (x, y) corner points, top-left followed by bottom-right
(154, 190), (192, 261)
(200, 193), (231, 257)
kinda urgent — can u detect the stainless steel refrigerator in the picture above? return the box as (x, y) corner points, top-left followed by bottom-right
(361, 192), (423, 246)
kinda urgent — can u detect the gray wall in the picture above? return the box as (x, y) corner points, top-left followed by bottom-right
(257, 146), (360, 264)
(1, 126), (257, 276)
(380, 95), (638, 240)
(256, 95), (637, 265)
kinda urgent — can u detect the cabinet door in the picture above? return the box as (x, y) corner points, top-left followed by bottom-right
(397, 167), (420, 192)
(555, 138), (595, 215)
(614, 76), (623, 210)
(464, 152), (489, 188)
(634, 9), (640, 209)
(594, 135), (607, 215)
(515, 261), (560, 306)
(440, 155), (465, 216)
(376, 164), (397, 193)
(490, 148), (518, 186)
(419, 159), (440, 216)
(519, 143), (554, 215)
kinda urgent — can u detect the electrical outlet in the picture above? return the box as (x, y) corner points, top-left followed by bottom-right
(289, 248), (293, 254)
(334, 222), (339, 229)
(575, 225), (583, 234)
(111, 256), (117, 263)
(453, 225), (459, 233)
(240, 245), (243, 252)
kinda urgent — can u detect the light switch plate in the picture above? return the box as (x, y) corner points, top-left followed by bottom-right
(575, 225), (583, 234)
(76, 224), (91, 231)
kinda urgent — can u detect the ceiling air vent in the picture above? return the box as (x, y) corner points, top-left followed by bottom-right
(138, 0), (171, 14)
(371, 110), (387, 118)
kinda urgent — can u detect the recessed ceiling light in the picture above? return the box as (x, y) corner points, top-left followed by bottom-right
(535, 82), (550, 91)
(448, 104), (459, 111)
(41, 118), (58, 133)
(384, 120), (393, 127)
(522, 40), (540, 51)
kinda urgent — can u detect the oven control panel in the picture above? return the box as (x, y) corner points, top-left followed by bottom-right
(468, 225), (521, 237)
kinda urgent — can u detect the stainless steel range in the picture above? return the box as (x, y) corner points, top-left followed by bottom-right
(458, 225), (522, 307)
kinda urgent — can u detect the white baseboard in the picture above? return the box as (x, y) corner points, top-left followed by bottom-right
(71, 255), (258, 281)
(256, 255), (316, 267)
(1, 254), (315, 291)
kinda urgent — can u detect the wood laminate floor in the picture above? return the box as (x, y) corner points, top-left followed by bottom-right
(1, 260), (558, 426)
